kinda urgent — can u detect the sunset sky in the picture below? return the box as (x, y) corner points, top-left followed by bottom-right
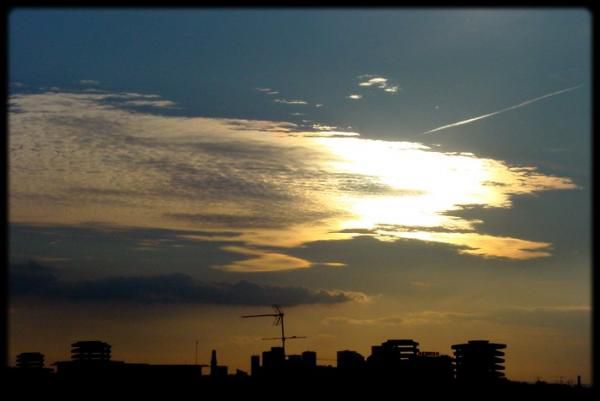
(8, 8), (590, 384)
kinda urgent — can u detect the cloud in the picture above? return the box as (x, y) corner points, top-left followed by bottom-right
(358, 77), (388, 87)
(314, 262), (346, 268)
(256, 88), (279, 95)
(165, 212), (291, 229)
(322, 316), (403, 327)
(312, 123), (338, 131)
(10, 261), (59, 296)
(32, 256), (72, 263)
(123, 99), (177, 108)
(217, 246), (312, 272)
(79, 79), (100, 85)
(357, 75), (400, 94)
(347, 94), (362, 100)
(393, 231), (555, 260)
(9, 88), (577, 263)
(484, 306), (591, 329)
(322, 311), (472, 327)
(10, 261), (366, 306)
(274, 99), (308, 105)
(322, 307), (590, 330)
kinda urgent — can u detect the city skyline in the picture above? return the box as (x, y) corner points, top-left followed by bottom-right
(8, 8), (591, 383)
(13, 337), (591, 397)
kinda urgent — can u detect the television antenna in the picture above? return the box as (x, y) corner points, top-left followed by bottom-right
(242, 304), (306, 356)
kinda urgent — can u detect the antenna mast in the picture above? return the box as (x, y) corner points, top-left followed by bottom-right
(241, 304), (306, 356)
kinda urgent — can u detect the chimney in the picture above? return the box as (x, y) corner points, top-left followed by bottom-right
(211, 350), (217, 371)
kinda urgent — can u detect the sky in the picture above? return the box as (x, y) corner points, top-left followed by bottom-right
(8, 8), (591, 384)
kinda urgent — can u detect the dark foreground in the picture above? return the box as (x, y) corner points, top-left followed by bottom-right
(6, 367), (593, 400)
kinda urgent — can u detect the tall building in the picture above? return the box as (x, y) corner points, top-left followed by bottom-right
(211, 349), (217, 371)
(210, 349), (228, 377)
(337, 350), (365, 370)
(250, 355), (261, 377)
(451, 340), (506, 382)
(367, 339), (420, 369)
(286, 354), (304, 369)
(262, 347), (285, 371)
(414, 352), (454, 383)
(301, 351), (317, 369)
(16, 352), (45, 369)
(55, 341), (123, 383)
(71, 341), (111, 362)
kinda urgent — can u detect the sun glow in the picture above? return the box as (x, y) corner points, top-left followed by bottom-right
(314, 136), (576, 259)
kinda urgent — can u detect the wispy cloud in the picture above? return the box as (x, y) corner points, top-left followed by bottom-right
(422, 85), (582, 135)
(312, 123), (338, 131)
(314, 262), (346, 268)
(357, 75), (400, 94)
(323, 306), (590, 329)
(123, 99), (177, 108)
(274, 98), (308, 105)
(32, 256), (71, 263)
(256, 87), (279, 95)
(322, 311), (473, 327)
(358, 77), (387, 87)
(323, 316), (401, 326)
(217, 246), (312, 272)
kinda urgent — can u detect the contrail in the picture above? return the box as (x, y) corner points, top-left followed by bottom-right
(421, 85), (582, 135)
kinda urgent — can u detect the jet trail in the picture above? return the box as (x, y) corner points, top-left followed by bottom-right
(421, 85), (582, 135)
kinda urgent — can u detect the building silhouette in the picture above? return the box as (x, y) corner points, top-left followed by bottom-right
(210, 349), (228, 377)
(54, 340), (204, 389)
(451, 340), (506, 382)
(54, 340), (124, 383)
(414, 351), (454, 383)
(363, 339), (454, 383)
(17, 352), (45, 369)
(10, 351), (54, 389)
(12, 336), (589, 398)
(301, 351), (317, 369)
(250, 355), (260, 377)
(71, 341), (111, 362)
(337, 350), (366, 370)
(367, 339), (419, 370)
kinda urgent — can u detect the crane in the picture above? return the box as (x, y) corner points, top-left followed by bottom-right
(241, 304), (306, 356)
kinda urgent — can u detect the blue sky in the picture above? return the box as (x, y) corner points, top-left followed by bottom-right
(8, 8), (591, 383)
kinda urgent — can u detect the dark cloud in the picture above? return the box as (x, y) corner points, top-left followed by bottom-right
(10, 261), (359, 306)
(165, 208), (338, 230)
(10, 261), (59, 295)
(165, 212), (288, 229)
(68, 187), (139, 197)
(9, 223), (247, 281)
